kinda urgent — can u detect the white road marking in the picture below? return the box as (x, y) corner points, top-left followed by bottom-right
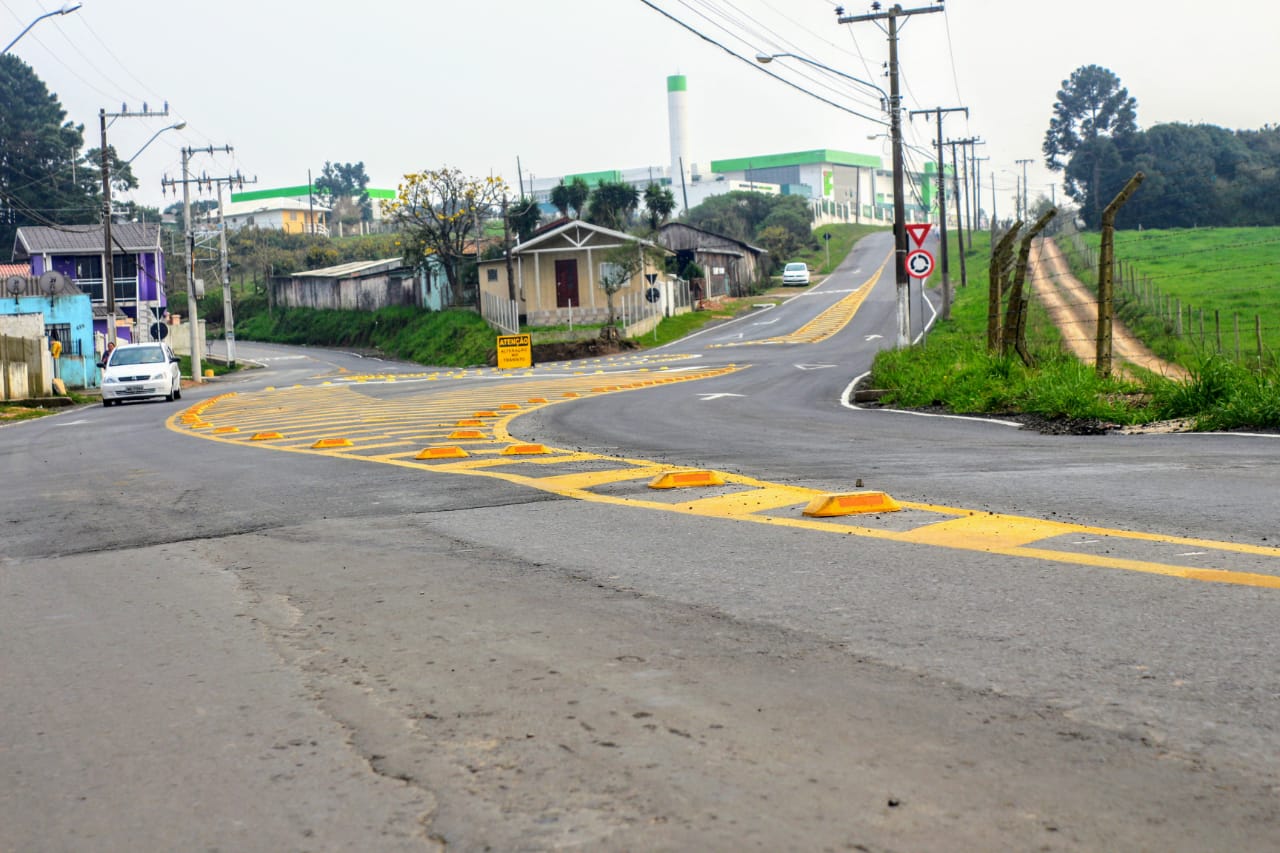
(698, 393), (745, 401)
(54, 419), (90, 426)
(796, 363), (836, 370)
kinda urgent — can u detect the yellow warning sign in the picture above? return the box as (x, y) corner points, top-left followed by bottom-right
(496, 334), (532, 369)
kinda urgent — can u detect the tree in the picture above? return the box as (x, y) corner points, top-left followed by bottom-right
(753, 224), (800, 263)
(549, 177), (590, 220)
(586, 180), (639, 231)
(381, 167), (508, 304)
(314, 161), (372, 227)
(0, 54), (104, 248)
(643, 182), (676, 232)
(1043, 64), (1138, 221)
(596, 239), (665, 340)
(683, 190), (777, 243)
(507, 196), (541, 242)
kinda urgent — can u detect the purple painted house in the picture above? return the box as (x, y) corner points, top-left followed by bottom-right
(11, 223), (167, 344)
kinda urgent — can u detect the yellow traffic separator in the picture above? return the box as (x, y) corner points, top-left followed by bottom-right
(456, 418), (484, 426)
(448, 429), (486, 439)
(562, 392), (580, 398)
(501, 443), (549, 455)
(527, 397), (548, 404)
(803, 491), (901, 517)
(474, 411), (499, 418)
(251, 431), (285, 441)
(213, 426), (240, 434)
(500, 403), (521, 410)
(312, 438), (354, 449)
(416, 446), (470, 460)
(649, 470), (727, 490)
(188, 421), (213, 429)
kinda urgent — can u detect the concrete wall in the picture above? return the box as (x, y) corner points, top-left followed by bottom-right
(0, 330), (53, 400)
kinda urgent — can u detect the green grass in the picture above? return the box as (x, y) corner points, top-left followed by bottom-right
(870, 227), (1280, 430)
(790, 223), (890, 276)
(1065, 226), (1280, 366)
(237, 305), (496, 367)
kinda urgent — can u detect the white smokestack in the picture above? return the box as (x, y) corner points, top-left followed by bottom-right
(667, 74), (690, 207)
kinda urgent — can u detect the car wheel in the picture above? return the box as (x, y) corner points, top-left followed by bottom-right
(102, 399), (111, 407)
(174, 384), (182, 400)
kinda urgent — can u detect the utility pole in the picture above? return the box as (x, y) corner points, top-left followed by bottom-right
(947, 137), (982, 251)
(840, 2), (944, 348)
(973, 156), (990, 229)
(162, 146), (250, 382)
(1016, 158), (1033, 223)
(216, 184), (236, 367)
(100, 102), (170, 346)
(947, 139), (968, 287)
(909, 106), (966, 321)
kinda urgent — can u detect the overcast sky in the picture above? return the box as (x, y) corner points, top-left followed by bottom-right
(5, 0), (1278, 218)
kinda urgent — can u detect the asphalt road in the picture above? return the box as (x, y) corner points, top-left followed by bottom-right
(3, 232), (1278, 851)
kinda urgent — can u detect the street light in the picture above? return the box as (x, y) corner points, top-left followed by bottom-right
(127, 121), (186, 164)
(2, 2), (82, 54)
(754, 51), (888, 103)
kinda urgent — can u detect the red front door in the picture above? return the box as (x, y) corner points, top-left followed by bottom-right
(555, 259), (579, 308)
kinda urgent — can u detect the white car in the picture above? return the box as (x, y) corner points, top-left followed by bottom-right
(782, 262), (811, 286)
(100, 342), (183, 406)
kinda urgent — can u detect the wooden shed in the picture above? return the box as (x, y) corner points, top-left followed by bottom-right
(657, 222), (769, 298)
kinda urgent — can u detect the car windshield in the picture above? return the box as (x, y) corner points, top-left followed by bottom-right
(785, 264), (805, 272)
(110, 346), (165, 366)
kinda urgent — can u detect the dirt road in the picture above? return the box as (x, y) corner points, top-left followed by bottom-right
(1030, 238), (1188, 381)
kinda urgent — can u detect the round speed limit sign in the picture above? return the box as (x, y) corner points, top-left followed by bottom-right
(905, 249), (935, 279)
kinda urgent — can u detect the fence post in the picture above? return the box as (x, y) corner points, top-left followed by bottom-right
(1257, 314), (1264, 367)
(1215, 309), (1222, 353)
(1234, 313), (1241, 361)
(1176, 299), (1183, 336)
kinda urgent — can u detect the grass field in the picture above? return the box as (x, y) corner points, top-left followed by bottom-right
(1065, 226), (1280, 365)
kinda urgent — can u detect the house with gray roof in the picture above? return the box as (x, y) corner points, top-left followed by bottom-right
(12, 223), (168, 344)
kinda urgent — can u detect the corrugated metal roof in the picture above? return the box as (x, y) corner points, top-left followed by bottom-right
(13, 223), (162, 259)
(293, 257), (405, 278)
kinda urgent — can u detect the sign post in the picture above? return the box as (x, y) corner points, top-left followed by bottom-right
(495, 333), (532, 370)
(822, 231), (832, 271)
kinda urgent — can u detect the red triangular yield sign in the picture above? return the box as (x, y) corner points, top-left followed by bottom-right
(906, 223), (932, 247)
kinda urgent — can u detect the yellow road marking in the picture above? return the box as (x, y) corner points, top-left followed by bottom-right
(168, 368), (1280, 590)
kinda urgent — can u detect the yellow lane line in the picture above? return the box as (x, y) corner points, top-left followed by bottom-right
(710, 249), (890, 348)
(168, 370), (1280, 590)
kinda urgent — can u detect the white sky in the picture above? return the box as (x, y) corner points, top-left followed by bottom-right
(5, 0), (1278, 219)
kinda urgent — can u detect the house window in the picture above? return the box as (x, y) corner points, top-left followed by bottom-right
(45, 323), (77, 355)
(112, 254), (137, 279)
(599, 262), (626, 284)
(74, 256), (102, 280)
(486, 268), (498, 282)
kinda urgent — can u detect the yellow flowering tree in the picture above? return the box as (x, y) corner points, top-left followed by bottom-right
(381, 167), (508, 305)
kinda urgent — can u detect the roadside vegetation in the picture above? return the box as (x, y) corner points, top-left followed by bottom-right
(870, 227), (1280, 431)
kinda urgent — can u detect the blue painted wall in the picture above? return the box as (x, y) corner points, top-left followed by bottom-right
(0, 292), (96, 388)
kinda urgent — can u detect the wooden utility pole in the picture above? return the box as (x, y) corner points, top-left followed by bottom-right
(840, 2), (945, 347)
(1001, 208), (1056, 363)
(910, 107), (966, 321)
(1015, 158), (1033, 222)
(1096, 172), (1146, 377)
(987, 220), (1023, 351)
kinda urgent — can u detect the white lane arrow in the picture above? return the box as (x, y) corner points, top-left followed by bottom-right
(795, 363), (837, 370)
(865, 334), (883, 341)
(698, 393), (745, 401)
(54, 419), (90, 426)
(752, 318), (779, 325)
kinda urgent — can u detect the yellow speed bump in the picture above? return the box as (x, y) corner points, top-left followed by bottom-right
(474, 411), (499, 418)
(416, 446), (469, 459)
(527, 397), (548, 404)
(448, 429), (486, 439)
(499, 403), (521, 410)
(456, 418), (484, 426)
(312, 438), (353, 449)
(501, 443), (549, 455)
(188, 421), (213, 429)
(802, 491), (901, 517)
(212, 426), (240, 434)
(251, 431), (285, 441)
(649, 470), (727, 490)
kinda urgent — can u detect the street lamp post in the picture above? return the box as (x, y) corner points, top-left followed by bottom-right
(127, 121), (186, 164)
(2, 2), (82, 54)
